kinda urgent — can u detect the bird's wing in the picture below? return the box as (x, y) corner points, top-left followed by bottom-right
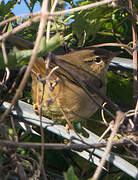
(31, 55), (103, 96)
(49, 55), (103, 91)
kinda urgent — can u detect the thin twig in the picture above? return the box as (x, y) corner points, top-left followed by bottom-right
(0, 12), (40, 27)
(126, 109), (138, 117)
(0, 0), (114, 29)
(53, 0), (113, 15)
(0, 0), (114, 42)
(92, 111), (124, 180)
(0, 2), (48, 123)
(101, 102), (108, 125)
(6, 34), (34, 49)
(0, 16), (40, 41)
(37, 2), (49, 179)
(1, 40), (8, 64)
(92, 42), (133, 55)
(0, 138), (130, 150)
(1, 67), (10, 85)
(46, 0), (59, 42)
(10, 116), (18, 142)
(39, 90), (46, 178)
(128, 0), (138, 133)
(98, 122), (114, 142)
(129, 0), (138, 104)
(31, 149), (47, 179)
(133, 99), (138, 130)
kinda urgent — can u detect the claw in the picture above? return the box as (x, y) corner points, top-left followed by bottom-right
(33, 103), (40, 115)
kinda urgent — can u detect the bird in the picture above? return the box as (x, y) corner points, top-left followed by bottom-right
(31, 47), (120, 124)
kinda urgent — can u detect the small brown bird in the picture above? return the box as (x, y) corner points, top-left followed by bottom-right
(31, 47), (120, 123)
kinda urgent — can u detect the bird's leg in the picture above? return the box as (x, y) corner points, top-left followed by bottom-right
(60, 106), (76, 134)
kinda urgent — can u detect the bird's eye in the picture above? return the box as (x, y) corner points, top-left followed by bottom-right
(93, 57), (101, 63)
(84, 56), (102, 63)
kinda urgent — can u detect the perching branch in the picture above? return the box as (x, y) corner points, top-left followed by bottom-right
(128, 0), (138, 132)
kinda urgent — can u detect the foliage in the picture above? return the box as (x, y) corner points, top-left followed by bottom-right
(64, 166), (78, 180)
(0, 0), (137, 179)
(107, 72), (133, 106)
(0, 34), (63, 67)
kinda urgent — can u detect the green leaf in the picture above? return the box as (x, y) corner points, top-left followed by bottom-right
(7, 22), (13, 32)
(0, 34), (63, 68)
(64, 14), (75, 24)
(104, 22), (113, 29)
(72, 5), (114, 44)
(0, 0), (17, 17)
(107, 72), (133, 106)
(117, 26), (124, 33)
(64, 166), (78, 180)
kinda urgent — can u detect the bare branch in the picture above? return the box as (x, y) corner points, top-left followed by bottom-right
(129, 0), (138, 104)
(0, 138), (132, 150)
(0, 12), (40, 27)
(1, 40), (8, 64)
(93, 111), (124, 180)
(46, 0), (59, 42)
(0, 16), (40, 41)
(53, 0), (113, 15)
(0, 1), (48, 122)
(92, 42), (133, 55)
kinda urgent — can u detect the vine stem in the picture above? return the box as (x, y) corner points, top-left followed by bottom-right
(129, 0), (138, 103)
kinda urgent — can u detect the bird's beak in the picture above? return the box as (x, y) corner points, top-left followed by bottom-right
(110, 51), (122, 58)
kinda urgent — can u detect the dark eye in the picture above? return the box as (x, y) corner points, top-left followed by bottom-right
(93, 57), (101, 63)
(84, 56), (102, 63)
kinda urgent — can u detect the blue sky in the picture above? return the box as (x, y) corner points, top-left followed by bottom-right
(14, 1), (40, 15)
(4, 0), (80, 15)
(4, 0), (40, 15)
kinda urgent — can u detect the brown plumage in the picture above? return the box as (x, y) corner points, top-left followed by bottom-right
(31, 47), (120, 122)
